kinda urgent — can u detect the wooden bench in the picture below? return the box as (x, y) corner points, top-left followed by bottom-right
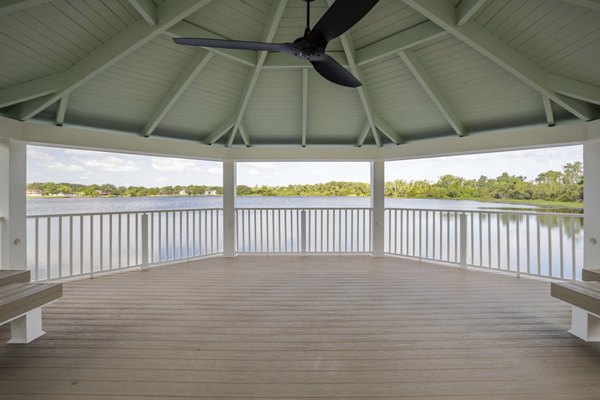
(582, 268), (600, 282)
(551, 281), (600, 341)
(0, 270), (31, 287)
(0, 270), (62, 344)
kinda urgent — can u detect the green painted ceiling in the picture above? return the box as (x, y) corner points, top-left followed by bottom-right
(0, 0), (598, 148)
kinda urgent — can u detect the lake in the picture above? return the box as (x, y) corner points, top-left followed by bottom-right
(27, 195), (578, 215)
(25, 196), (584, 282)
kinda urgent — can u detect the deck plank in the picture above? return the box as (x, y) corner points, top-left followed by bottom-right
(0, 256), (599, 399)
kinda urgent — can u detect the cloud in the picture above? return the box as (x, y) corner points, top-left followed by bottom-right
(28, 148), (55, 161)
(151, 157), (200, 172)
(46, 162), (84, 172)
(78, 155), (142, 172)
(311, 170), (328, 177)
(242, 162), (276, 170)
(247, 168), (261, 176)
(207, 167), (222, 175)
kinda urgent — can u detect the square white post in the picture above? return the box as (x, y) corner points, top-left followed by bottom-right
(569, 306), (600, 342)
(0, 139), (27, 270)
(584, 139), (600, 269)
(371, 160), (385, 257)
(140, 213), (149, 269)
(8, 307), (45, 344)
(223, 160), (236, 257)
(459, 212), (468, 269)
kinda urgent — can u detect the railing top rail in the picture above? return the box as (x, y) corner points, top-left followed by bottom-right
(27, 208), (224, 218)
(235, 207), (373, 210)
(384, 207), (583, 218)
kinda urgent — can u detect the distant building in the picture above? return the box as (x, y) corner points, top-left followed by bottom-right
(204, 189), (217, 196)
(179, 190), (189, 196)
(26, 189), (43, 197)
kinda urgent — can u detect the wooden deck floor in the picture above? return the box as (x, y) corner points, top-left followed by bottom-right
(1, 256), (599, 399)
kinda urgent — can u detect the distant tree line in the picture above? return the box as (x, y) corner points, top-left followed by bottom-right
(384, 162), (583, 203)
(27, 162), (583, 203)
(26, 183), (222, 198)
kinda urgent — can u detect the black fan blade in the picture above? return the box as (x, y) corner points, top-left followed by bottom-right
(311, 55), (361, 88)
(174, 38), (293, 53)
(311, 0), (379, 45)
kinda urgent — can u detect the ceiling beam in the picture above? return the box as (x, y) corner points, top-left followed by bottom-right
(55, 94), (68, 127)
(542, 96), (555, 127)
(128, 0), (157, 25)
(302, 68), (308, 147)
(262, 22), (445, 69)
(143, 51), (213, 137)
(202, 117), (235, 145)
(325, 0), (390, 147)
(227, 0), (287, 147)
(15, 118), (227, 161)
(7, 0), (213, 121)
(456, 0), (488, 26)
(165, 21), (255, 67)
(560, 0), (600, 11)
(338, 37), (381, 146)
(355, 21), (446, 67)
(375, 115), (404, 145)
(355, 122), (372, 147)
(547, 74), (600, 106)
(239, 124), (251, 147)
(4, 115), (590, 162)
(403, 0), (598, 121)
(0, 74), (63, 108)
(399, 49), (465, 136)
(0, 0), (50, 15)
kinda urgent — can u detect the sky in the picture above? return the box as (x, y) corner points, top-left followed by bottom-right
(27, 144), (583, 187)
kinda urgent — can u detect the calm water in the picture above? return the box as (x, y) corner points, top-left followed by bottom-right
(27, 195), (578, 215)
(25, 197), (584, 281)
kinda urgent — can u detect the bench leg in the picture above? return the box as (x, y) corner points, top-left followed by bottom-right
(7, 307), (46, 344)
(569, 306), (600, 342)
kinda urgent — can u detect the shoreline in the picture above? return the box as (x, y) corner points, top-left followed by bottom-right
(27, 195), (583, 210)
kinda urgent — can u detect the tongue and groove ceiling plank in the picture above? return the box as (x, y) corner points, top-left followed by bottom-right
(6, 0), (215, 121)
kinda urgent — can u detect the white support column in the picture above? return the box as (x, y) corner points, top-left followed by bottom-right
(569, 306), (600, 341)
(223, 160), (236, 257)
(8, 307), (45, 344)
(371, 160), (385, 257)
(584, 139), (600, 268)
(0, 139), (27, 270)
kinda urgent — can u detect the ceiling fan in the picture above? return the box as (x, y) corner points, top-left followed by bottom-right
(173, 0), (379, 88)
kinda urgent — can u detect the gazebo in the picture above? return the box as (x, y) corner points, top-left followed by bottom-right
(0, 0), (600, 398)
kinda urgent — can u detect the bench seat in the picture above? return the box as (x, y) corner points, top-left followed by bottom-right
(0, 270), (30, 287)
(582, 268), (600, 282)
(551, 281), (600, 341)
(0, 282), (62, 344)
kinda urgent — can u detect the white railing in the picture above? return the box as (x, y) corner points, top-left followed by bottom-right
(27, 209), (223, 281)
(236, 208), (372, 254)
(27, 206), (584, 282)
(385, 208), (585, 280)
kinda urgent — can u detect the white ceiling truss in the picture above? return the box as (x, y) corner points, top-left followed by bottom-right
(403, 0), (598, 122)
(226, 0), (288, 147)
(399, 49), (465, 137)
(542, 96), (555, 128)
(4, 0), (214, 121)
(143, 51), (214, 137)
(0, 0), (598, 150)
(128, 0), (157, 26)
